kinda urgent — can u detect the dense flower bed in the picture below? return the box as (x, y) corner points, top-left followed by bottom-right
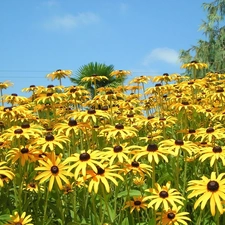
(0, 66), (225, 224)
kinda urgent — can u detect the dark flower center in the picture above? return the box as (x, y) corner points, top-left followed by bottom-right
(14, 129), (23, 134)
(175, 140), (184, 145)
(167, 212), (175, 219)
(163, 73), (169, 76)
(134, 200), (142, 206)
(3, 107), (13, 112)
(87, 109), (96, 114)
(21, 122), (30, 129)
(45, 134), (54, 141)
(127, 114), (134, 118)
(29, 183), (36, 188)
(79, 153), (90, 161)
(21, 148), (29, 154)
(159, 117), (166, 121)
(68, 118), (77, 126)
(101, 106), (108, 111)
(106, 90), (114, 95)
(147, 116), (155, 120)
(47, 93), (53, 96)
(207, 181), (219, 192)
(147, 144), (158, 152)
(0, 174), (7, 179)
(182, 101), (189, 105)
(51, 166), (59, 174)
(155, 83), (162, 87)
(131, 161), (140, 167)
(47, 84), (54, 88)
(216, 88), (224, 93)
(213, 146), (222, 153)
(188, 129), (196, 133)
(206, 127), (214, 133)
(159, 190), (169, 198)
(30, 85), (36, 88)
(115, 124), (124, 129)
(11, 93), (18, 96)
(70, 88), (77, 93)
(96, 166), (105, 175)
(113, 146), (123, 153)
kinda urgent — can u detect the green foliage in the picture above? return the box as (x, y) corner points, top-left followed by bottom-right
(180, 0), (225, 73)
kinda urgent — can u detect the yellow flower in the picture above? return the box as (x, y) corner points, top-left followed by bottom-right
(158, 139), (199, 157)
(24, 182), (43, 193)
(35, 152), (72, 191)
(46, 69), (72, 85)
(156, 206), (191, 225)
(198, 146), (225, 167)
(36, 133), (69, 152)
(143, 182), (185, 211)
(110, 70), (131, 78)
(81, 74), (108, 83)
(66, 150), (104, 179)
(181, 60), (208, 70)
(123, 196), (148, 213)
(0, 161), (14, 187)
(99, 123), (137, 140)
(86, 164), (123, 193)
(0, 80), (13, 90)
(151, 73), (173, 84)
(134, 143), (170, 164)
(5, 211), (33, 225)
(187, 172), (225, 216)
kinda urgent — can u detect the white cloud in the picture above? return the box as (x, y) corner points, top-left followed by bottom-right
(142, 47), (180, 66)
(44, 12), (100, 30)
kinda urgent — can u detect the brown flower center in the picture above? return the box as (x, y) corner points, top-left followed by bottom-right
(88, 109), (96, 114)
(68, 119), (77, 126)
(206, 127), (214, 133)
(51, 166), (59, 174)
(115, 124), (124, 129)
(79, 153), (90, 161)
(147, 144), (158, 152)
(213, 146), (222, 153)
(159, 190), (169, 198)
(14, 129), (23, 134)
(20, 148), (29, 154)
(175, 140), (184, 146)
(207, 181), (219, 192)
(134, 200), (142, 206)
(45, 134), (54, 141)
(167, 212), (175, 219)
(113, 146), (123, 153)
(96, 166), (105, 175)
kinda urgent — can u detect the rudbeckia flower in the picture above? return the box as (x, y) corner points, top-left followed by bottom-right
(198, 146), (225, 167)
(35, 152), (72, 191)
(151, 73), (173, 84)
(187, 172), (225, 216)
(123, 196), (148, 213)
(133, 144), (170, 164)
(158, 139), (199, 157)
(46, 69), (72, 85)
(156, 206), (191, 225)
(36, 133), (69, 152)
(0, 161), (14, 187)
(66, 150), (104, 179)
(143, 182), (185, 211)
(99, 123), (137, 140)
(4, 211), (33, 225)
(110, 70), (131, 78)
(86, 164), (124, 193)
(181, 61), (208, 70)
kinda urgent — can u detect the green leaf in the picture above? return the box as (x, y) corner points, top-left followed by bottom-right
(117, 189), (141, 198)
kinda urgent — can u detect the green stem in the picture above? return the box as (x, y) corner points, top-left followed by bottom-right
(43, 186), (50, 224)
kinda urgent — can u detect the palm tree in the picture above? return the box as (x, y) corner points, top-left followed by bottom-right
(70, 62), (125, 97)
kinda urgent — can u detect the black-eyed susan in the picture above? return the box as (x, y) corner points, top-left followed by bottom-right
(4, 93), (29, 106)
(198, 145), (225, 167)
(133, 176), (146, 186)
(134, 144), (170, 164)
(143, 182), (185, 211)
(66, 150), (104, 179)
(0, 161), (14, 187)
(151, 73), (173, 84)
(4, 211), (33, 225)
(123, 196), (148, 213)
(46, 69), (72, 85)
(36, 133), (69, 152)
(68, 109), (111, 124)
(110, 70), (131, 78)
(194, 125), (225, 143)
(156, 206), (191, 225)
(99, 124), (137, 141)
(7, 145), (38, 166)
(86, 164), (124, 193)
(120, 159), (152, 177)
(24, 182), (43, 193)
(158, 139), (199, 157)
(181, 60), (208, 70)
(35, 152), (73, 191)
(187, 172), (225, 216)
(103, 144), (136, 165)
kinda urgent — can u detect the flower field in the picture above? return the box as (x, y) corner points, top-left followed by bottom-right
(1, 65), (225, 224)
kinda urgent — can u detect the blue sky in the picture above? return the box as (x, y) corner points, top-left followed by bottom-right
(1, 0), (210, 96)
